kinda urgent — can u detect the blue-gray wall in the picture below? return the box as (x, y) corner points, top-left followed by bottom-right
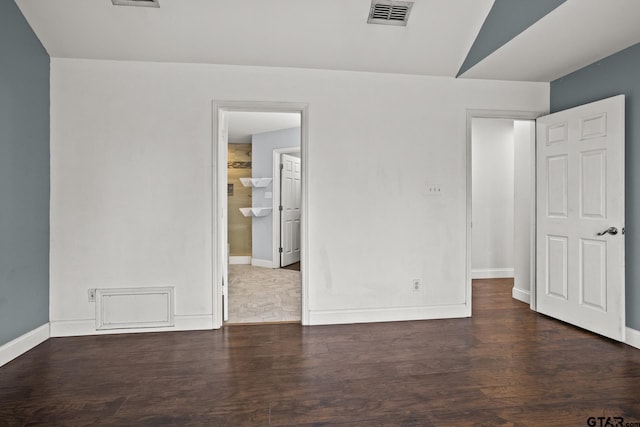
(0, 1), (50, 345)
(551, 42), (640, 330)
(251, 127), (300, 262)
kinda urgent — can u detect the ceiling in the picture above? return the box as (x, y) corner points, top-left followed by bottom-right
(459, 0), (640, 81)
(227, 112), (300, 144)
(15, 0), (640, 82)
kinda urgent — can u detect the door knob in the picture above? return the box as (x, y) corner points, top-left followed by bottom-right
(597, 226), (618, 236)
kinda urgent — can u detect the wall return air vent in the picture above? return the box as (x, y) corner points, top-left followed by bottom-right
(368, 0), (413, 26)
(112, 0), (160, 8)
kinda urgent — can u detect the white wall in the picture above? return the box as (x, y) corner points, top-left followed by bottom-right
(251, 127), (300, 263)
(50, 58), (548, 333)
(513, 120), (536, 303)
(471, 119), (515, 278)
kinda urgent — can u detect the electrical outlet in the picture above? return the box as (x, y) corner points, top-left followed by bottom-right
(412, 279), (422, 292)
(88, 289), (96, 302)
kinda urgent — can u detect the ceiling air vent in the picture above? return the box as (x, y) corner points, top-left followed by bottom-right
(367, 0), (413, 26)
(112, 0), (160, 8)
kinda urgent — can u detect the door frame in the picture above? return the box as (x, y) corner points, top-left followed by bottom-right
(465, 109), (546, 314)
(272, 147), (301, 268)
(212, 101), (310, 328)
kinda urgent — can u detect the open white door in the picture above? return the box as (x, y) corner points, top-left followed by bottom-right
(280, 153), (301, 267)
(218, 111), (229, 322)
(536, 95), (625, 341)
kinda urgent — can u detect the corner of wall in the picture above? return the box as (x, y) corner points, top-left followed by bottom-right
(0, 324), (50, 368)
(511, 287), (531, 304)
(626, 327), (640, 350)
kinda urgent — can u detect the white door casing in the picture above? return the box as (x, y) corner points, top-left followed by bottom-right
(218, 110), (229, 322)
(536, 95), (625, 341)
(213, 101), (309, 328)
(465, 109), (543, 317)
(280, 153), (301, 266)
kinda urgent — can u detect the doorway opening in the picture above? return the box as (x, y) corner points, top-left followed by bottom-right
(468, 99), (627, 342)
(466, 110), (542, 314)
(213, 102), (309, 328)
(471, 118), (535, 303)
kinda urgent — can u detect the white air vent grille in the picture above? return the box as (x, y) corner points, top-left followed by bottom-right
(95, 287), (174, 330)
(368, 1), (413, 26)
(112, 0), (160, 8)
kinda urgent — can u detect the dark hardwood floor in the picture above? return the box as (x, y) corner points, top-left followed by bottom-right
(280, 262), (300, 272)
(1, 279), (639, 426)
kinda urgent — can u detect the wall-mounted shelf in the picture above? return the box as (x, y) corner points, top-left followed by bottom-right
(239, 207), (272, 217)
(239, 177), (272, 188)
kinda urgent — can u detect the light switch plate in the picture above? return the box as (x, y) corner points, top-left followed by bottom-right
(424, 185), (443, 197)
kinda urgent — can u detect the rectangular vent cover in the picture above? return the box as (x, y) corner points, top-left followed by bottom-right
(95, 287), (174, 330)
(112, 0), (160, 8)
(368, 1), (413, 26)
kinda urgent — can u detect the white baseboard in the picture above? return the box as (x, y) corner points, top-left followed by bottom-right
(229, 256), (251, 265)
(512, 287), (531, 304)
(308, 304), (469, 326)
(0, 323), (50, 368)
(251, 258), (273, 269)
(472, 268), (514, 279)
(50, 314), (214, 337)
(626, 327), (640, 350)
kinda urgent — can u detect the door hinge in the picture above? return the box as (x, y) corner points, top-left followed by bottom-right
(280, 164), (284, 170)
(279, 205), (283, 211)
(279, 247), (283, 253)
(622, 227), (625, 235)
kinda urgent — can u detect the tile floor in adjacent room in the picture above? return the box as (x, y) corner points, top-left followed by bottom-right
(227, 264), (301, 323)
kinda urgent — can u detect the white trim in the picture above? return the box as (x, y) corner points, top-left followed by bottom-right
(471, 268), (514, 279)
(112, 0), (160, 8)
(0, 323), (50, 368)
(213, 101), (310, 329)
(466, 109), (546, 318)
(272, 146), (301, 269)
(301, 106), (310, 326)
(309, 304), (469, 326)
(626, 327), (640, 350)
(229, 256), (251, 265)
(251, 258), (273, 269)
(95, 287), (175, 330)
(50, 314), (213, 337)
(528, 120), (538, 311)
(512, 287), (531, 304)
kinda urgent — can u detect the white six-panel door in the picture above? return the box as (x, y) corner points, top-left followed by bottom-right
(280, 154), (301, 267)
(536, 95), (625, 341)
